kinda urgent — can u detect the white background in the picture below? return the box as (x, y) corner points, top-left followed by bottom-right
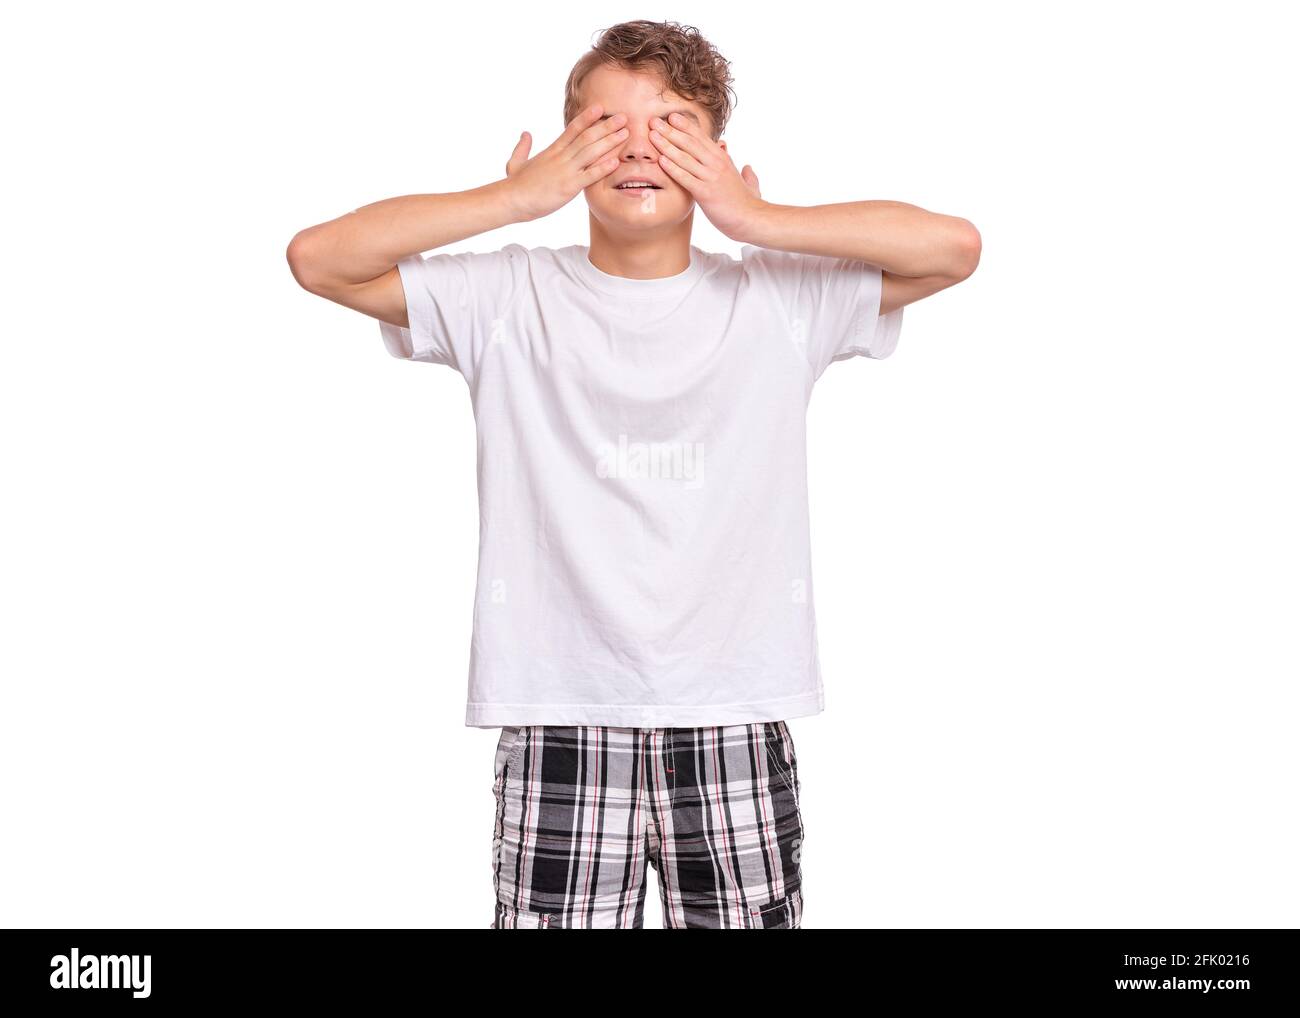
(3, 1), (1296, 929)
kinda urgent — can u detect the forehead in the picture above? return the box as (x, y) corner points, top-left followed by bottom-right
(579, 64), (708, 126)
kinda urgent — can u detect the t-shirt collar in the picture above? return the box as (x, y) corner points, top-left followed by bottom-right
(570, 245), (704, 298)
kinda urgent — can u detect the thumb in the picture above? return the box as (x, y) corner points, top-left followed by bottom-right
(741, 164), (761, 199)
(506, 131), (532, 176)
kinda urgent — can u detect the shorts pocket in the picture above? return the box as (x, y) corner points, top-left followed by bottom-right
(493, 725), (530, 788)
(491, 727), (531, 879)
(762, 721), (799, 796)
(492, 901), (557, 929)
(744, 888), (803, 929)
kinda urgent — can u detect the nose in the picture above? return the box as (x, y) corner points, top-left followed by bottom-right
(619, 118), (658, 163)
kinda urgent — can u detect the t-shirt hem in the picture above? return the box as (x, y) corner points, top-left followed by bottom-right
(464, 689), (825, 728)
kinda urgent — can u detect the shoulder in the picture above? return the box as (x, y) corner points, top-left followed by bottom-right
(416, 244), (568, 292)
(735, 244), (824, 273)
(725, 244), (822, 291)
(489, 243), (581, 281)
(508, 243), (575, 270)
(421, 242), (564, 268)
(689, 244), (749, 281)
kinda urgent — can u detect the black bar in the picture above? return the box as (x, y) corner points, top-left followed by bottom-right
(0, 929), (1292, 1007)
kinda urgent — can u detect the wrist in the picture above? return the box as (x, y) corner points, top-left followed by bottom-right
(489, 177), (536, 225)
(725, 197), (778, 245)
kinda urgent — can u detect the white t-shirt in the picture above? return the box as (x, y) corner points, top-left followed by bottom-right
(378, 243), (903, 727)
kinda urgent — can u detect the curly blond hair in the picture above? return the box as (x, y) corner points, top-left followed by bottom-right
(563, 20), (736, 141)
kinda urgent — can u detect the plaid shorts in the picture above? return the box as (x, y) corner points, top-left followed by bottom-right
(490, 722), (804, 929)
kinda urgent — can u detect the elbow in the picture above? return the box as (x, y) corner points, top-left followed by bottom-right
(286, 228), (328, 294)
(951, 218), (982, 280)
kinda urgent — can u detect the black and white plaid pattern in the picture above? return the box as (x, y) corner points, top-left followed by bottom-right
(491, 723), (804, 929)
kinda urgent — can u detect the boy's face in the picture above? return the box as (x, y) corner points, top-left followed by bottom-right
(577, 64), (719, 234)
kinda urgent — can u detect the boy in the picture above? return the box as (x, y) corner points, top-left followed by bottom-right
(287, 19), (979, 929)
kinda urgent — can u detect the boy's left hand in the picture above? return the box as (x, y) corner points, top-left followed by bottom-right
(649, 113), (764, 240)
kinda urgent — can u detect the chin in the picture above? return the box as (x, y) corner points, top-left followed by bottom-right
(589, 194), (690, 228)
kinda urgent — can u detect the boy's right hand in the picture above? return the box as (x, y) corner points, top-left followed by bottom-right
(502, 105), (628, 222)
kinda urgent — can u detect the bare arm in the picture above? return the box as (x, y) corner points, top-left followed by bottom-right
(285, 104), (629, 327)
(284, 183), (524, 328)
(288, 183), (523, 291)
(647, 111), (981, 316)
(734, 200), (981, 315)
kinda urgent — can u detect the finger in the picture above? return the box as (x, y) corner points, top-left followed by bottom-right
(653, 113), (715, 165)
(649, 127), (709, 178)
(577, 154), (621, 188)
(557, 103), (605, 147)
(741, 164), (761, 198)
(506, 131), (532, 176)
(567, 112), (627, 158)
(575, 124), (629, 169)
(656, 153), (700, 193)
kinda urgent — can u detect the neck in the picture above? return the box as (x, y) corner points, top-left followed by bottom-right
(586, 214), (694, 279)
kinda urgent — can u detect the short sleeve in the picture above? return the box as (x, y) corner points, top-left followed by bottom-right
(740, 244), (904, 380)
(378, 243), (528, 381)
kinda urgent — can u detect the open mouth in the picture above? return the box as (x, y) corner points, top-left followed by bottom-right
(613, 181), (662, 191)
